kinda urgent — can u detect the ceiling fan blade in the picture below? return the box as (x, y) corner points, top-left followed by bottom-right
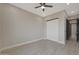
(39, 3), (43, 6)
(40, 3), (45, 6)
(45, 5), (53, 7)
(35, 6), (41, 8)
(39, 3), (42, 5)
(35, 3), (53, 12)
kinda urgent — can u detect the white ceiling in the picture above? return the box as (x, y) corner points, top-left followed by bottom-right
(11, 3), (79, 17)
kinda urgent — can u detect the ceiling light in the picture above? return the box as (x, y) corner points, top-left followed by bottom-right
(41, 6), (45, 9)
(67, 3), (70, 5)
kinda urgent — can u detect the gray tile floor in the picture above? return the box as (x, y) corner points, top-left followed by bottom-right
(1, 39), (79, 55)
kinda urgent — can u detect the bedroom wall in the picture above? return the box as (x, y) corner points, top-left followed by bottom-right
(45, 11), (67, 44)
(0, 4), (44, 49)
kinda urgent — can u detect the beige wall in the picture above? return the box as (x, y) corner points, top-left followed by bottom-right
(0, 4), (44, 49)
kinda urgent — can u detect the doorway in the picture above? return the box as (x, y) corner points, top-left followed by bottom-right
(66, 18), (78, 45)
(77, 18), (79, 42)
(66, 19), (71, 40)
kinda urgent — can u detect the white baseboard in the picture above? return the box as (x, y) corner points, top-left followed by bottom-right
(0, 39), (42, 52)
(46, 39), (65, 45)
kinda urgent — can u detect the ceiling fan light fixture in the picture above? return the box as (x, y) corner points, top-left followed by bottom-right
(41, 6), (45, 9)
(67, 3), (70, 5)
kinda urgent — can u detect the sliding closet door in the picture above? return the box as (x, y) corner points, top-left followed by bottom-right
(47, 19), (59, 42)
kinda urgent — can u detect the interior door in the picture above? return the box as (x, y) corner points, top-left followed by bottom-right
(66, 19), (71, 40)
(77, 18), (79, 42)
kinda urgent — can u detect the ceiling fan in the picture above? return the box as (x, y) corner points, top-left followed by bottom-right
(35, 3), (53, 12)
